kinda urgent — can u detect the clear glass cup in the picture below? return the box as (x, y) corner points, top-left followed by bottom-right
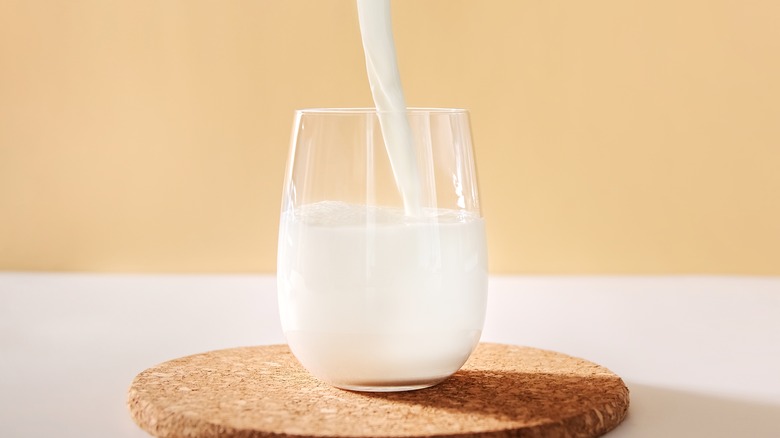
(277, 108), (488, 392)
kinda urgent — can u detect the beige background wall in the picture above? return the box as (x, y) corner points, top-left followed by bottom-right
(1, 0), (778, 274)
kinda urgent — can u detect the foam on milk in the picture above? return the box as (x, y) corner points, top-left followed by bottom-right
(357, 0), (422, 216)
(277, 201), (488, 387)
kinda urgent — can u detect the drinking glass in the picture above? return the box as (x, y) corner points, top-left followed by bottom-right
(277, 108), (487, 391)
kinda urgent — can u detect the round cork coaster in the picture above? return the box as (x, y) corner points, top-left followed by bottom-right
(128, 343), (629, 438)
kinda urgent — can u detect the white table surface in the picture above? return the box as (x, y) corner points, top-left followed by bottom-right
(1, 273), (779, 437)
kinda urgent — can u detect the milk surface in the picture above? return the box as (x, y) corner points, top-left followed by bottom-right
(277, 201), (488, 388)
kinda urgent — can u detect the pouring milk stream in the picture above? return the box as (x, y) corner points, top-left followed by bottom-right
(357, 0), (422, 216)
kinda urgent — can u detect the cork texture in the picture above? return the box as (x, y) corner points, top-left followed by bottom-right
(128, 343), (629, 438)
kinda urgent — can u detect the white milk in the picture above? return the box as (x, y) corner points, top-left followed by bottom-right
(277, 201), (488, 389)
(357, 0), (422, 216)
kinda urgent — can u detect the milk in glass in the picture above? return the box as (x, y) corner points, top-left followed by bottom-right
(277, 0), (487, 390)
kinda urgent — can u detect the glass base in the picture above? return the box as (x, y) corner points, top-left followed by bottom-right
(332, 376), (449, 392)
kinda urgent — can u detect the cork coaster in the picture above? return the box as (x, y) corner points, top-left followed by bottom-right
(128, 343), (629, 438)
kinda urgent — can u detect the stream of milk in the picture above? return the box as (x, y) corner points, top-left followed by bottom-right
(356, 0), (422, 216)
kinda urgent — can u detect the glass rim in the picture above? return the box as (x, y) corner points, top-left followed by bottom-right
(296, 107), (469, 115)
